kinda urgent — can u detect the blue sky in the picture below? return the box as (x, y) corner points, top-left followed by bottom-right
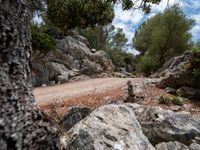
(113, 0), (200, 54)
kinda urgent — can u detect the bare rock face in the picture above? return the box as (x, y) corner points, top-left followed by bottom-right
(61, 104), (155, 150)
(59, 106), (91, 131)
(158, 52), (200, 89)
(177, 86), (200, 99)
(32, 33), (114, 87)
(128, 104), (200, 146)
(155, 141), (189, 150)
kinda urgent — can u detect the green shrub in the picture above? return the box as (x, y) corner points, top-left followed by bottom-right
(31, 32), (56, 53)
(135, 55), (159, 76)
(158, 95), (171, 105)
(190, 49), (200, 78)
(158, 95), (184, 106)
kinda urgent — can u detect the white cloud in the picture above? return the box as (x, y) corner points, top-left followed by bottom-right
(114, 5), (144, 24)
(181, 0), (200, 9)
(113, 0), (200, 54)
(190, 25), (200, 41)
(151, 0), (176, 12)
(191, 14), (200, 24)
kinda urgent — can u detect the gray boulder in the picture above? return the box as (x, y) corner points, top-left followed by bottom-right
(159, 52), (200, 89)
(81, 59), (103, 74)
(165, 87), (177, 94)
(128, 104), (200, 145)
(61, 104), (155, 150)
(190, 143), (200, 150)
(32, 32), (114, 86)
(177, 86), (200, 99)
(59, 106), (91, 131)
(156, 141), (189, 150)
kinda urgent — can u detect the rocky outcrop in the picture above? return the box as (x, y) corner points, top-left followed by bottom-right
(60, 104), (155, 150)
(32, 32), (114, 87)
(59, 106), (91, 131)
(155, 141), (189, 150)
(177, 86), (200, 99)
(158, 52), (200, 89)
(128, 104), (200, 145)
(59, 103), (200, 150)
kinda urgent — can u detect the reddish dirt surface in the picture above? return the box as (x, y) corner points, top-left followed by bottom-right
(34, 78), (200, 120)
(136, 86), (200, 121)
(34, 78), (147, 117)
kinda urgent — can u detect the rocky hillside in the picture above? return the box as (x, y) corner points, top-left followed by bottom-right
(152, 51), (200, 99)
(31, 31), (114, 87)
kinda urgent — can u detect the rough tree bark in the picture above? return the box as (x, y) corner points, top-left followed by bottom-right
(0, 0), (59, 149)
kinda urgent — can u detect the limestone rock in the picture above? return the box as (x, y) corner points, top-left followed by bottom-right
(190, 143), (200, 150)
(59, 106), (91, 131)
(61, 104), (155, 150)
(159, 52), (200, 89)
(81, 59), (103, 74)
(165, 87), (177, 94)
(91, 48), (97, 53)
(32, 32), (114, 86)
(128, 104), (200, 145)
(155, 141), (189, 150)
(177, 86), (200, 99)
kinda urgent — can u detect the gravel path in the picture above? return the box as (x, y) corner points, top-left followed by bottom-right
(34, 78), (149, 106)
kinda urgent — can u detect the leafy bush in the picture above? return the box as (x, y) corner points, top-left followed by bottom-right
(107, 50), (135, 70)
(158, 95), (171, 105)
(135, 55), (159, 76)
(158, 95), (185, 106)
(31, 32), (56, 53)
(190, 49), (200, 78)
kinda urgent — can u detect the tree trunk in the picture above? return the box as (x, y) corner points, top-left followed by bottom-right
(0, 1), (58, 149)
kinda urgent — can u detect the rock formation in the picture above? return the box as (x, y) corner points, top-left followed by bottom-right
(154, 51), (200, 99)
(32, 31), (114, 87)
(60, 104), (155, 150)
(59, 103), (200, 150)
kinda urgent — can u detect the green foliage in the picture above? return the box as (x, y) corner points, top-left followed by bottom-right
(80, 24), (134, 70)
(109, 28), (128, 51)
(158, 95), (171, 105)
(79, 25), (114, 50)
(108, 49), (134, 68)
(46, 0), (115, 31)
(190, 49), (200, 78)
(158, 95), (184, 106)
(133, 4), (194, 74)
(46, 0), (161, 31)
(193, 39), (200, 49)
(191, 47), (200, 53)
(135, 55), (159, 76)
(31, 32), (56, 52)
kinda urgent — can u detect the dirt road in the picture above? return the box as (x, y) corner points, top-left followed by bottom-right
(34, 78), (149, 107)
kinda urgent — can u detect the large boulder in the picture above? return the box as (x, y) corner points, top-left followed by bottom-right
(128, 104), (200, 145)
(61, 104), (155, 150)
(155, 141), (189, 150)
(81, 59), (104, 74)
(59, 106), (91, 131)
(32, 32), (114, 86)
(177, 86), (200, 99)
(159, 52), (200, 89)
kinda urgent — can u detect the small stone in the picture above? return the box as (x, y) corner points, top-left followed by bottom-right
(41, 84), (47, 87)
(91, 48), (97, 53)
(49, 81), (56, 86)
(165, 87), (176, 94)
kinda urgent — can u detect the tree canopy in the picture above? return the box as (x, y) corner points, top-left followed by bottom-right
(133, 4), (194, 67)
(46, 0), (161, 31)
(133, 4), (194, 75)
